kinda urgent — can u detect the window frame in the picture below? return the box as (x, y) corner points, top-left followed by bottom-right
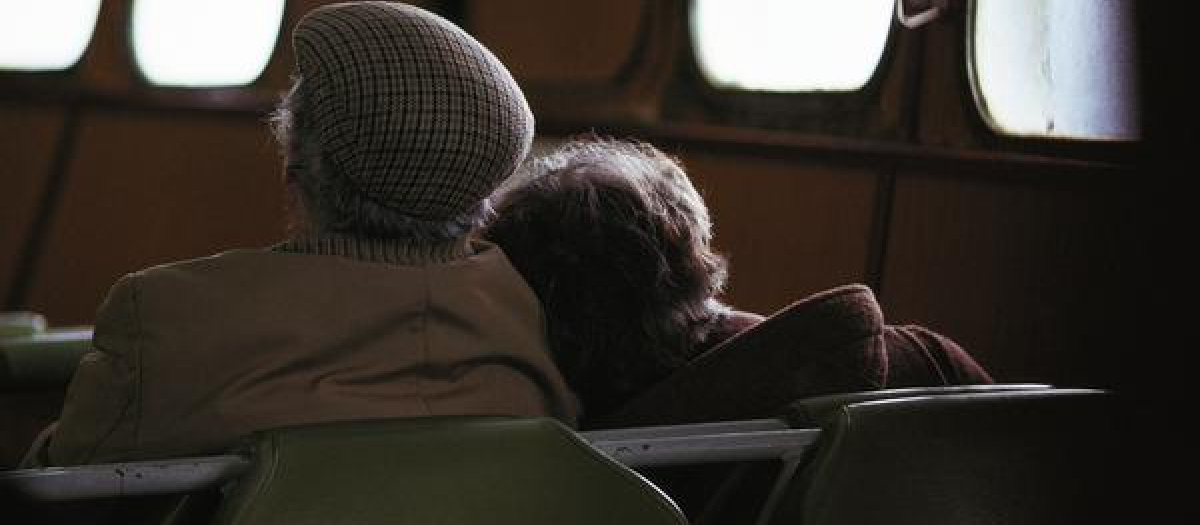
(665, 0), (905, 138)
(964, 0), (1142, 148)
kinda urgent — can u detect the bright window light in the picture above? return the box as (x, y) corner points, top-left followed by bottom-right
(972, 0), (1140, 140)
(132, 0), (285, 87)
(0, 0), (103, 71)
(690, 0), (893, 92)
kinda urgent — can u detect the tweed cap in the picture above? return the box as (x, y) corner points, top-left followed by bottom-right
(293, 2), (534, 221)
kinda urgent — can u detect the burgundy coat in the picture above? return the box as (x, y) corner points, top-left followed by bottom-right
(593, 283), (992, 428)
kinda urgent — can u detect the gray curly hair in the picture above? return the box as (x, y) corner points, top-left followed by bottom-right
(483, 136), (732, 417)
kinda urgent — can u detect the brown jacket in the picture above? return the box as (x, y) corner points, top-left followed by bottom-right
(33, 235), (577, 466)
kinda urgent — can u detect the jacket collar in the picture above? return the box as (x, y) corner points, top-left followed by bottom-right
(273, 232), (473, 264)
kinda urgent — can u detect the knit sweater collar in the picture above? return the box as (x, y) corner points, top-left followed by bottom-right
(273, 232), (473, 264)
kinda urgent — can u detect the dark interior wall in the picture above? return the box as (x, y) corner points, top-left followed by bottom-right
(470, 0), (646, 84)
(880, 169), (1137, 388)
(1, 108), (287, 325)
(682, 153), (880, 315)
(469, 0), (679, 124)
(0, 104), (65, 306)
(23, 111), (285, 324)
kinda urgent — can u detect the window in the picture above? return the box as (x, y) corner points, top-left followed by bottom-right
(131, 0), (286, 87)
(971, 0), (1140, 140)
(689, 0), (893, 92)
(0, 0), (103, 71)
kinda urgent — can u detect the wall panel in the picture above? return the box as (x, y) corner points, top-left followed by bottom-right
(470, 0), (645, 84)
(24, 111), (285, 324)
(467, 0), (677, 123)
(880, 170), (1140, 390)
(0, 104), (66, 306)
(682, 152), (880, 315)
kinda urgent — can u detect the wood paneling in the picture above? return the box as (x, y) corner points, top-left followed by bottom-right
(467, 0), (678, 124)
(469, 0), (646, 84)
(24, 111), (285, 324)
(880, 169), (1142, 390)
(681, 152), (881, 315)
(914, 9), (982, 149)
(0, 104), (66, 306)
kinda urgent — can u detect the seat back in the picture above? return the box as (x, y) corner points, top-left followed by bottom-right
(211, 416), (688, 525)
(764, 388), (1124, 525)
(1, 324), (93, 390)
(674, 384), (1052, 525)
(1, 319), (93, 468)
(780, 383), (1053, 426)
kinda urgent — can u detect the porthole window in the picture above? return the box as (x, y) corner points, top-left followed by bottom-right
(971, 0), (1140, 140)
(689, 0), (893, 92)
(0, 0), (103, 71)
(131, 0), (286, 87)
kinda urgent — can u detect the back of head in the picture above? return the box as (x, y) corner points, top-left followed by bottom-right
(485, 137), (728, 417)
(283, 1), (534, 238)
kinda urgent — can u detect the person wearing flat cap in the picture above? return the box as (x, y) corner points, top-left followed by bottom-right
(24, 1), (578, 467)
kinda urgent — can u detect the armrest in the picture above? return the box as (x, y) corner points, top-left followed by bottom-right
(0, 327), (93, 390)
(581, 420), (819, 467)
(0, 454), (249, 501)
(2, 419), (818, 500)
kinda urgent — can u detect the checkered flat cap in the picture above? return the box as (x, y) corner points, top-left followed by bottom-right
(293, 2), (534, 220)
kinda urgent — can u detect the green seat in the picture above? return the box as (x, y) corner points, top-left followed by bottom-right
(212, 416), (688, 525)
(762, 389), (1125, 525)
(0, 318), (93, 390)
(780, 383), (1053, 427)
(0, 312), (48, 338)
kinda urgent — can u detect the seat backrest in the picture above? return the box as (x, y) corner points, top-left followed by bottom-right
(781, 383), (1054, 426)
(211, 416), (688, 525)
(674, 384), (1052, 525)
(1, 322), (93, 468)
(764, 388), (1125, 525)
(0, 323), (93, 389)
